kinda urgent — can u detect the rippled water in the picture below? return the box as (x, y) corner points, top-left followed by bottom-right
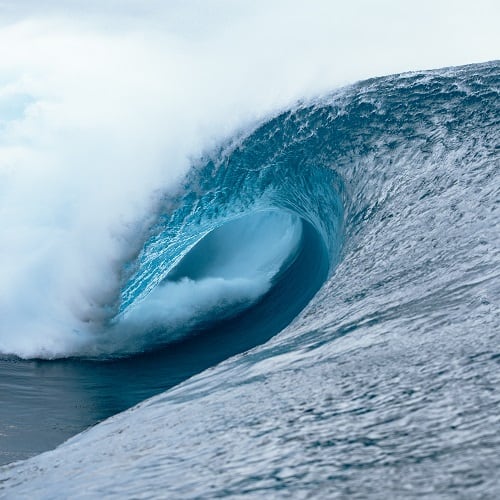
(1, 61), (499, 498)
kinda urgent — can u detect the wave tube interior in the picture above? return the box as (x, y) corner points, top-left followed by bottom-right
(113, 210), (306, 354)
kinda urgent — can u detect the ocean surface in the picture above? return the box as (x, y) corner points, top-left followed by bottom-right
(0, 61), (499, 498)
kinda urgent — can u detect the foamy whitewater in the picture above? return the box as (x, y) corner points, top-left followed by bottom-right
(0, 1), (499, 498)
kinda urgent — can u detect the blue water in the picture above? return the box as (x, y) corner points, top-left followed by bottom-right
(1, 61), (499, 497)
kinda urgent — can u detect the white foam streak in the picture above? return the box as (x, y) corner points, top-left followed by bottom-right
(100, 277), (269, 356)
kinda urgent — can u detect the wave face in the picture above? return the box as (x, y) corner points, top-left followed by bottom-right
(1, 61), (500, 497)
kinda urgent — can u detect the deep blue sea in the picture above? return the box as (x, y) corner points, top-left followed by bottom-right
(1, 61), (499, 498)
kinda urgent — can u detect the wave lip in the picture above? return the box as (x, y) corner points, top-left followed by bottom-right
(98, 122), (345, 358)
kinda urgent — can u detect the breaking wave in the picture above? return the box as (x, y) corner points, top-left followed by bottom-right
(1, 60), (499, 498)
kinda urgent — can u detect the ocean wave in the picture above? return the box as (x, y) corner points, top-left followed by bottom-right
(1, 61), (499, 497)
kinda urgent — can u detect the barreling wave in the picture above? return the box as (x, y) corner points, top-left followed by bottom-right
(1, 61), (498, 360)
(1, 61), (500, 496)
(90, 60), (499, 359)
(103, 119), (344, 356)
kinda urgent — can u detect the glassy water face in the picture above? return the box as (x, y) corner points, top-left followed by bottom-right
(1, 61), (499, 498)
